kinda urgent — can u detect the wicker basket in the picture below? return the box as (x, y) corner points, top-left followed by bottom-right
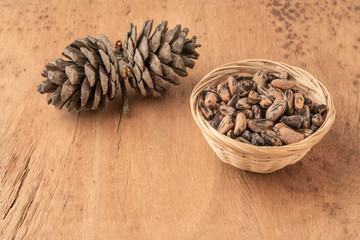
(190, 59), (336, 174)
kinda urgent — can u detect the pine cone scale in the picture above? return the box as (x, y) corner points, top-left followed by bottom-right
(148, 21), (167, 52)
(142, 67), (154, 89)
(80, 47), (100, 69)
(51, 86), (62, 106)
(109, 79), (116, 99)
(137, 20), (153, 46)
(99, 66), (109, 95)
(180, 55), (195, 69)
(71, 38), (88, 49)
(136, 79), (147, 96)
(170, 53), (185, 71)
(98, 49), (111, 73)
(65, 65), (84, 85)
(110, 64), (117, 83)
(80, 79), (91, 107)
(65, 90), (81, 112)
(164, 24), (181, 44)
(170, 30), (187, 54)
(84, 62), (97, 87)
(85, 35), (98, 48)
(50, 58), (72, 71)
(127, 37), (134, 55)
(48, 70), (67, 85)
(157, 43), (172, 64)
(61, 80), (79, 102)
(132, 65), (142, 82)
(134, 49), (144, 71)
(161, 64), (180, 85)
(148, 53), (162, 76)
(92, 82), (101, 110)
(130, 24), (137, 44)
(138, 37), (149, 60)
(149, 71), (170, 90)
(37, 79), (58, 94)
(62, 46), (87, 66)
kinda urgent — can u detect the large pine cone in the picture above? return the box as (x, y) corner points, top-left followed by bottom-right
(37, 34), (121, 111)
(124, 20), (201, 97)
(37, 20), (201, 112)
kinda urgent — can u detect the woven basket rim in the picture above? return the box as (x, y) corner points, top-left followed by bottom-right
(190, 59), (336, 155)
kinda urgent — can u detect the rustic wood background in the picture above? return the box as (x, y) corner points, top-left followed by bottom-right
(1, 0), (359, 239)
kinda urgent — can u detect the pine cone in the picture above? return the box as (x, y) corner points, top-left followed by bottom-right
(37, 34), (121, 111)
(37, 20), (201, 112)
(124, 20), (201, 97)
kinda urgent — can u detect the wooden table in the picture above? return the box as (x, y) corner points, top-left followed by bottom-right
(1, 0), (359, 239)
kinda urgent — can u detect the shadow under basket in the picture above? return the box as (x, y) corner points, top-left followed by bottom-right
(190, 59), (336, 174)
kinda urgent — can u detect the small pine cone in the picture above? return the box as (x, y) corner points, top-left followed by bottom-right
(124, 20), (201, 97)
(37, 34), (120, 111)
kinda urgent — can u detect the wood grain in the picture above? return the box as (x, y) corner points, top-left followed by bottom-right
(1, 0), (359, 239)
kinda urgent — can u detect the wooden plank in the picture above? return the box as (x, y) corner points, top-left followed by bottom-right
(1, 0), (359, 239)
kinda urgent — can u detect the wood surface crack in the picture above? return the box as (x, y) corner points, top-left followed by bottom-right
(115, 110), (130, 210)
(116, 111), (123, 157)
(2, 146), (35, 220)
(64, 113), (80, 163)
(3, 160), (30, 219)
(11, 186), (38, 240)
(14, 195), (34, 233)
(123, 170), (129, 209)
(90, 154), (95, 181)
(60, 194), (70, 214)
(116, 135), (121, 156)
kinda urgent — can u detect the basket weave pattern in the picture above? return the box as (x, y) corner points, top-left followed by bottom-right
(190, 59), (336, 173)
